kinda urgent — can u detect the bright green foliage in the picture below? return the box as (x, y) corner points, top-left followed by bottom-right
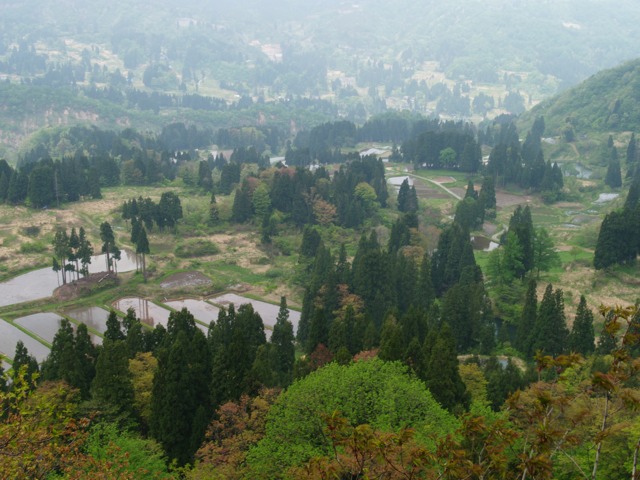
(84, 422), (173, 479)
(246, 359), (457, 477)
(568, 295), (595, 355)
(151, 308), (211, 465)
(533, 227), (560, 277)
(252, 182), (272, 220)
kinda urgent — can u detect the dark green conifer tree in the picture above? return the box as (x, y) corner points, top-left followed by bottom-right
(378, 314), (404, 362)
(424, 323), (470, 413)
(270, 297), (295, 387)
(151, 308), (210, 465)
(605, 156), (622, 188)
(41, 319), (76, 383)
(12, 341), (39, 386)
(516, 278), (537, 355)
(105, 310), (125, 341)
(91, 339), (135, 418)
(529, 284), (568, 357)
(568, 295), (595, 355)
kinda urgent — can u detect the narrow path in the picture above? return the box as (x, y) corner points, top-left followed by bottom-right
(412, 173), (463, 200)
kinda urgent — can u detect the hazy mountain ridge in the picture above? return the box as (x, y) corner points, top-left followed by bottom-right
(521, 58), (640, 136)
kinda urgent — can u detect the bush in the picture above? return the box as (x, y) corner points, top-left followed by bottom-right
(19, 241), (47, 254)
(174, 239), (220, 258)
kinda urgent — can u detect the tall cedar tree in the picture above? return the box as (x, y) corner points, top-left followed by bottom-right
(136, 226), (150, 281)
(271, 297), (296, 387)
(12, 341), (39, 386)
(105, 310), (125, 341)
(529, 284), (568, 357)
(507, 205), (534, 276)
(568, 295), (595, 355)
(99, 221), (117, 273)
(604, 156), (622, 188)
(516, 278), (537, 355)
(424, 323), (470, 413)
(91, 339), (135, 419)
(151, 308), (211, 465)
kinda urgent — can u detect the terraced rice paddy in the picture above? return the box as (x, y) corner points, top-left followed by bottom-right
(113, 297), (171, 329)
(0, 318), (50, 362)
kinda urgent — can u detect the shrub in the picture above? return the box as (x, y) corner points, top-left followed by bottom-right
(174, 239), (220, 258)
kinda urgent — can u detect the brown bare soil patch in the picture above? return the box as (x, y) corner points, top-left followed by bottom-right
(495, 192), (533, 208)
(160, 271), (212, 290)
(53, 272), (118, 302)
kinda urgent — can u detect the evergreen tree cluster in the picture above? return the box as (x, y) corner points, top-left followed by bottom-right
(122, 192), (183, 232)
(485, 117), (563, 201)
(514, 281), (594, 358)
(594, 173), (640, 269)
(51, 226), (94, 284)
(15, 300), (296, 467)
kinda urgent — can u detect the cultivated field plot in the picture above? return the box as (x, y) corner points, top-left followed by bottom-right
(164, 299), (217, 332)
(209, 293), (301, 336)
(113, 297), (171, 329)
(15, 312), (103, 345)
(0, 318), (50, 363)
(0, 249), (138, 308)
(65, 306), (111, 335)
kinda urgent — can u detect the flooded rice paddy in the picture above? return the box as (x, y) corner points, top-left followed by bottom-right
(112, 297), (171, 329)
(65, 307), (111, 334)
(0, 318), (50, 363)
(164, 299), (217, 331)
(15, 312), (103, 345)
(209, 293), (300, 335)
(0, 249), (138, 307)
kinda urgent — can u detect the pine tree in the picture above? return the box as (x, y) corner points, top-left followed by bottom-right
(425, 324), (470, 413)
(151, 309), (211, 465)
(568, 295), (595, 355)
(100, 221), (117, 273)
(605, 156), (622, 188)
(529, 284), (568, 357)
(74, 323), (97, 399)
(41, 319), (76, 384)
(91, 339), (135, 418)
(136, 226), (150, 281)
(271, 296), (295, 387)
(105, 310), (125, 341)
(378, 314), (404, 362)
(12, 341), (38, 386)
(516, 278), (537, 355)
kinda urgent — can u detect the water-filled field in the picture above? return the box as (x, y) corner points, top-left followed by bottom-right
(0, 249), (138, 307)
(0, 318), (50, 363)
(164, 299), (217, 332)
(15, 312), (102, 345)
(113, 297), (171, 329)
(209, 293), (300, 334)
(65, 306), (111, 334)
